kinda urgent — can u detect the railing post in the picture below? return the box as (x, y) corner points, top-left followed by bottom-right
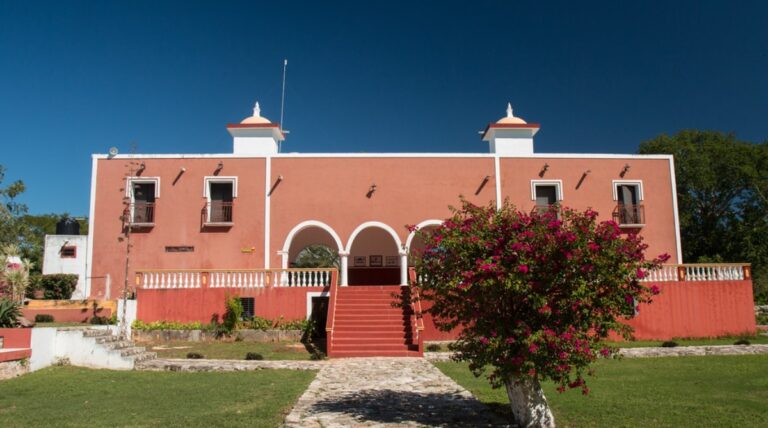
(677, 266), (686, 281)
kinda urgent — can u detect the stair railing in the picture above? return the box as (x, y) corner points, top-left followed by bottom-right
(408, 267), (425, 354)
(325, 269), (340, 358)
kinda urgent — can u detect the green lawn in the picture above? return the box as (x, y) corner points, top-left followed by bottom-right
(435, 355), (768, 427)
(148, 340), (314, 360)
(0, 366), (315, 427)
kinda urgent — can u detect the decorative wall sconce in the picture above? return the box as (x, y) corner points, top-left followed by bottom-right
(366, 184), (377, 198)
(620, 164), (630, 177)
(214, 161), (224, 175)
(269, 175), (284, 196)
(576, 169), (591, 189)
(136, 162), (146, 175)
(173, 167), (186, 186)
(475, 176), (490, 195)
(539, 163), (549, 178)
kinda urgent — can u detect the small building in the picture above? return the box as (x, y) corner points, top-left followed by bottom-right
(42, 219), (89, 299)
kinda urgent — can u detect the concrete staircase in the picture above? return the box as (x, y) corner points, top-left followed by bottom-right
(56, 327), (157, 370)
(330, 286), (421, 357)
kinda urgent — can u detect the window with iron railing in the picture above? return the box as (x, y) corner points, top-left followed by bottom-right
(613, 184), (644, 226)
(206, 181), (234, 224)
(532, 183), (560, 217)
(129, 181), (156, 226)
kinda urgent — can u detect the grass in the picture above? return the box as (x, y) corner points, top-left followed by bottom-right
(0, 366), (315, 427)
(435, 355), (768, 427)
(148, 340), (315, 360)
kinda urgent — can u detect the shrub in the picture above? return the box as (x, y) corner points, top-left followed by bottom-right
(25, 274), (42, 299)
(245, 352), (263, 360)
(248, 316), (272, 331)
(0, 298), (21, 327)
(426, 343), (442, 352)
(186, 352), (204, 359)
(412, 200), (666, 426)
(132, 320), (209, 331)
(661, 341), (679, 348)
(89, 315), (111, 325)
(40, 274), (78, 300)
(221, 295), (243, 335)
(734, 339), (751, 346)
(34, 314), (54, 323)
(309, 350), (327, 361)
(277, 318), (309, 331)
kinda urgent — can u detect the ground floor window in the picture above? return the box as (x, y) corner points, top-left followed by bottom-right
(240, 297), (255, 319)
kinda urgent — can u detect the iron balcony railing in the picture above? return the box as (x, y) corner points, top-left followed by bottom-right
(130, 202), (155, 225)
(613, 204), (644, 226)
(206, 201), (233, 224)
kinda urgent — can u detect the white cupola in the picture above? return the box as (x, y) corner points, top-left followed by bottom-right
(481, 103), (540, 155)
(227, 102), (285, 155)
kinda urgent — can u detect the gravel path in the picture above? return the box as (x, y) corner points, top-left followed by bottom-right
(283, 357), (508, 427)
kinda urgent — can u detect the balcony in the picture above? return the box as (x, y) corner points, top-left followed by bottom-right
(205, 201), (233, 226)
(129, 202), (155, 227)
(612, 204), (644, 227)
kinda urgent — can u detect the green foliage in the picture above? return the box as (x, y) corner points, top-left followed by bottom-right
(0, 298), (21, 327)
(639, 132), (768, 303)
(413, 199), (665, 394)
(245, 352), (263, 360)
(734, 339), (751, 345)
(34, 314), (54, 323)
(132, 320), (211, 331)
(186, 352), (204, 359)
(274, 316), (309, 331)
(661, 341), (678, 348)
(89, 315), (112, 325)
(0, 165), (29, 252)
(426, 343), (442, 352)
(39, 274), (78, 300)
(292, 244), (339, 268)
(221, 295), (243, 334)
(247, 316), (273, 331)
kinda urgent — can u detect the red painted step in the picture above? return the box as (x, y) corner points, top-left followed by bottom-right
(329, 286), (422, 358)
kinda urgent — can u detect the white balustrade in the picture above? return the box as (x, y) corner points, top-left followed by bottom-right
(136, 269), (335, 289)
(641, 265), (747, 283)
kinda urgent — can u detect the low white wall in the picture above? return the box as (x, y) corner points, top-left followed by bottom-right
(29, 326), (132, 372)
(116, 299), (137, 336)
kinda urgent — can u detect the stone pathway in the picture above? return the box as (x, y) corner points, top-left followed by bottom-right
(283, 357), (509, 428)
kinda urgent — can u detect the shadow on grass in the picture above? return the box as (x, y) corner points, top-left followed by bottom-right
(308, 389), (511, 427)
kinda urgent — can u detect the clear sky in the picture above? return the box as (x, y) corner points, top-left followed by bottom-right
(1, 1), (767, 216)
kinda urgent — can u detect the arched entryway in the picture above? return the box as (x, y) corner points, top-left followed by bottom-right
(345, 221), (406, 286)
(280, 220), (344, 270)
(405, 220), (443, 268)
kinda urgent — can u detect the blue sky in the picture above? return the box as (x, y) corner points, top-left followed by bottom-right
(1, 1), (767, 216)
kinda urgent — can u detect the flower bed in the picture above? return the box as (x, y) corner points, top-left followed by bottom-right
(132, 329), (303, 343)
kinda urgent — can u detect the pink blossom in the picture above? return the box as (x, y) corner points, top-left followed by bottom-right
(600, 348), (611, 357)
(518, 265), (529, 274)
(587, 242), (601, 252)
(650, 285), (661, 295)
(506, 337), (516, 344)
(479, 337), (490, 345)
(636, 268), (646, 279)
(528, 344), (540, 353)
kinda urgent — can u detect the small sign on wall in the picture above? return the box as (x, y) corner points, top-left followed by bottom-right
(165, 246), (194, 253)
(385, 256), (399, 267)
(369, 255), (383, 267)
(353, 256), (366, 267)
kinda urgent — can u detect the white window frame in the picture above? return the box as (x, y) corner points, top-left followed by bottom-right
(125, 177), (160, 224)
(530, 179), (564, 202)
(612, 180), (644, 202)
(203, 176), (237, 224)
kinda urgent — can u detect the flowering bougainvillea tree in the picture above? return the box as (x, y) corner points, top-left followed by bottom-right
(410, 199), (668, 427)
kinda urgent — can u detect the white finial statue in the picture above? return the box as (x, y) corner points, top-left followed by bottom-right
(253, 101), (261, 117)
(506, 103), (514, 118)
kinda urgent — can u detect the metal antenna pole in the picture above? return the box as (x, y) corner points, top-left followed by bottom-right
(279, 59), (288, 153)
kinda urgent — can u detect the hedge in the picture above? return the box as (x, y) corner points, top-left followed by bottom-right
(40, 274), (78, 300)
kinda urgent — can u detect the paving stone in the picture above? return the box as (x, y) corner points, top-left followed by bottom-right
(137, 358), (324, 371)
(283, 357), (509, 427)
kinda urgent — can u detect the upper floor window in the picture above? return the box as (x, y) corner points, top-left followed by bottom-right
(530, 180), (563, 215)
(126, 177), (159, 226)
(204, 177), (237, 225)
(612, 180), (644, 227)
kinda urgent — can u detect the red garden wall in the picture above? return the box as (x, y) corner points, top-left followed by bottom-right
(0, 328), (32, 362)
(625, 279), (757, 340)
(137, 286), (328, 323)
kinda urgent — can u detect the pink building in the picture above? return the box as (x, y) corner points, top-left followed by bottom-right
(85, 103), (755, 357)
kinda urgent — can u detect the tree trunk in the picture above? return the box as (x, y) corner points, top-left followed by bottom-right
(505, 376), (556, 428)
